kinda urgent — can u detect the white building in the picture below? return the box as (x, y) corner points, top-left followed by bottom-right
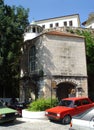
(35, 14), (81, 29)
(24, 21), (43, 42)
(82, 13), (94, 29)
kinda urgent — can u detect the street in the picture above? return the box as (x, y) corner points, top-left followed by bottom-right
(0, 118), (70, 130)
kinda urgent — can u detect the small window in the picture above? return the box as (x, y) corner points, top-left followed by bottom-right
(32, 27), (36, 32)
(64, 21), (67, 26)
(29, 46), (36, 72)
(74, 100), (81, 106)
(42, 25), (45, 29)
(90, 26), (92, 28)
(82, 99), (90, 105)
(50, 23), (53, 28)
(55, 23), (59, 27)
(69, 21), (73, 26)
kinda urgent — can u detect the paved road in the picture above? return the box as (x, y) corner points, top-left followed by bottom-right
(0, 118), (70, 130)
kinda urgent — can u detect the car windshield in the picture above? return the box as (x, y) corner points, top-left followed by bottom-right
(0, 101), (3, 107)
(58, 100), (74, 107)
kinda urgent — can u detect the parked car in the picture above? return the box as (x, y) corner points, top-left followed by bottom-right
(69, 107), (94, 130)
(8, 98), (28, 117)
(45, 97), (94, 124)
(0, 100), (18, 123)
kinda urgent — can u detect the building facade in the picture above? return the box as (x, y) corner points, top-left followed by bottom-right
(35, 14), (80, 29)
(20, 18), (88, 101)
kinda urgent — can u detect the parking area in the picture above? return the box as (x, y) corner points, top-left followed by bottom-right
(0, 118), (70, 130)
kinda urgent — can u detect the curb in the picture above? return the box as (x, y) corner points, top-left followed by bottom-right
(22, 110), (47, 120)
(17, 117), (48, 122)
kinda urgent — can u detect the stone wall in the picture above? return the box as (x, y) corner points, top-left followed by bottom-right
(42, 33), (87, 77)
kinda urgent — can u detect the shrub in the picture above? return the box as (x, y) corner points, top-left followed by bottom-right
(27, 98), (58, 111)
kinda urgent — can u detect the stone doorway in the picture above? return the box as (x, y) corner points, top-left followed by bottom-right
(56, 82), (76, 100)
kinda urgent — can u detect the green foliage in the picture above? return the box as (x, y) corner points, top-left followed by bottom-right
(0, 1), (29, 97)
(74, 29), (94, 97)
(27, 98), (59, 111)
(75, 30), (94, 75)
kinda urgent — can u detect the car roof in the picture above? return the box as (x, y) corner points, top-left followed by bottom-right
(62, 97), (89, 101)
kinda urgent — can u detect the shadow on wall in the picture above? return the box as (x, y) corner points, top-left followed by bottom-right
(35, 38), (56, 98)
(36, 39), (56, 77)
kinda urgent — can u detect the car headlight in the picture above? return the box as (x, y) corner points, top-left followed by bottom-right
(57, 113), (60, 117)
(15, 112), (18, 115)
(2, 114), (6, 117)
(45, 111), (48, 115)
(0, 114), (6, 119)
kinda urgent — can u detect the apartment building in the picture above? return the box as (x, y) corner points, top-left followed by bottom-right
(35, 14), (81, 29)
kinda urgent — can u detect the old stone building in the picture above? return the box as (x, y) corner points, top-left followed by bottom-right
(20, 21), (88, 102)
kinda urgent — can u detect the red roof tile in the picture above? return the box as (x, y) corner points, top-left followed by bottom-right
(45, 31), (84, 38)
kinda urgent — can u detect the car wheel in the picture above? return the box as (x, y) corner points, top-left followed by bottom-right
(61, 115), (71, 124)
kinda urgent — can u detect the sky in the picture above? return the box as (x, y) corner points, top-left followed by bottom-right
(4, 0), (94, 24)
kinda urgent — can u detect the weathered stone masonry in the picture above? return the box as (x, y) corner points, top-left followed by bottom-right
(20, 27), (88, 101)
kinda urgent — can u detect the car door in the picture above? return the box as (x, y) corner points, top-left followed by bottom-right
(79, 120), (90, 130)
(73, 100), (83, 115)
(81, 99), (91, 112)
(90, 117), (94, 130)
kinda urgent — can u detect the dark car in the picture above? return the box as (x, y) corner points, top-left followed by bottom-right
(8, 98), (30, 117)
(8, 98), (23, 117)
(0, 100), (18, 123)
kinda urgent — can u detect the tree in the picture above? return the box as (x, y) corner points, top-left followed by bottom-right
(0, 0), (29, 97)
(76, 29), (94, 99)
(76, 30), (94, 74)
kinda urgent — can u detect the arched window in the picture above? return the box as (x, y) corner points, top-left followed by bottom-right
(29, 46), (36, 72)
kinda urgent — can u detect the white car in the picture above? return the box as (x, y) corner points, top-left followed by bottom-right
(69, 107), (94, 130)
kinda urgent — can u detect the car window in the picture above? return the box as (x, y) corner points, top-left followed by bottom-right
(74, 100), (81, 106)
(58, 100), (74, 107)
(73, 108), (94, 120)
(81, 109), (94, 121)
(0, 102), (3, 107)
(81, 113), (93, 121)
(81, 99), (90, 105)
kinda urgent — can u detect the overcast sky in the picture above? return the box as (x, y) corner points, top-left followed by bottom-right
(4, 0), (94, 24)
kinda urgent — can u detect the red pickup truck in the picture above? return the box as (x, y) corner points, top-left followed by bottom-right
(45, 97), (94, 124)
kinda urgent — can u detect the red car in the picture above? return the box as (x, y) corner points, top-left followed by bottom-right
(45, 97), (94, 124)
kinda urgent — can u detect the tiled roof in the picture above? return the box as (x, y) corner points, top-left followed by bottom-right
(45, 30), (84, 38)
